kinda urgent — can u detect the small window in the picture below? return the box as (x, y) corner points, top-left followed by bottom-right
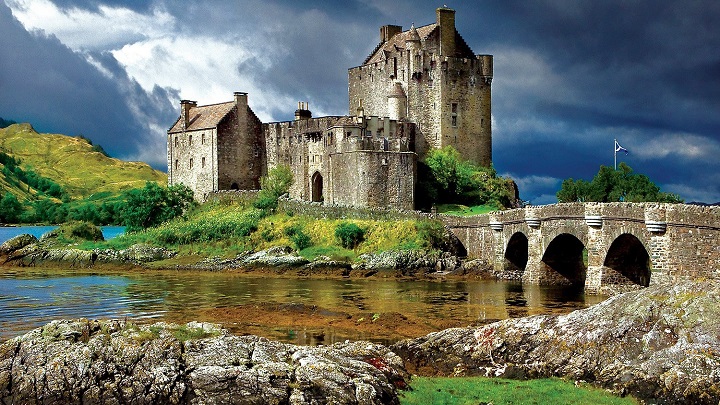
(452, 103), (458, 113)
(451, 116), (457, 127)
(189, 135), (193, 146)
(174, 137), (178, 147)
(201, 134), (205, 145)
(201, 157), (206, 168)
(175, 159), (179, 170)
(451, 103), (458, 127)
(189, 158), (193, 169)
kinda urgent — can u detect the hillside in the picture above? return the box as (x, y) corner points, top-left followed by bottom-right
(0, 123), (166, 201)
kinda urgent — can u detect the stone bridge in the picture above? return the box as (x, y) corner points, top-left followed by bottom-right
(440, 203), (720, 293)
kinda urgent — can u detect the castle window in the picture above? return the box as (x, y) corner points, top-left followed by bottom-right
(175, 159), (179, 170)
(201, 157), (205, 168)
(174, 137), (178, 147)
(451, 103), (458, 127)
(189, 135), (192, 146)
(189, 158), (193, 169)
(201, 134), (205, 145)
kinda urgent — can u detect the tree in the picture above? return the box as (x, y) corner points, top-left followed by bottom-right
(254, 165), (293, 210)
(557, 163), (683, 203)
(122, 182), (196, 231)
(0, 192), (22, 223)
(417, 146), (516, 209)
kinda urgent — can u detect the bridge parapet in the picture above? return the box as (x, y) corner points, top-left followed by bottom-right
(440, 203), (720, 293)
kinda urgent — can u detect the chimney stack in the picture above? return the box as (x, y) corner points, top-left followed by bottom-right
(380, 25), (402, 42)
(180, 100), (197, 129)
(294, 101), (312, 121)
(436, 6), (456, 57)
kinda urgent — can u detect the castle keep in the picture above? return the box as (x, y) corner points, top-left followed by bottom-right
(167, 7), (492, 210)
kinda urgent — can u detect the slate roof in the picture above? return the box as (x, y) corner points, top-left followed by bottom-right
(168, 101), (235, 133)
(364, 23), (437, 65)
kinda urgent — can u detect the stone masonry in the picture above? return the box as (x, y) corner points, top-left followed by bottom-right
(167, 7), (492, 210)
(440, 202), (720, 294)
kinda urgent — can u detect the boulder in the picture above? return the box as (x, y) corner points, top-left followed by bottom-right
(392, 280), (720, 404)
(0, 233), (37, 259)
(242, 246), (310, 267)
(0, 319), (408, 404)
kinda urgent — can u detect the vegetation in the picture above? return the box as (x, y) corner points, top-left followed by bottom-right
(255, 164), (293, 209)
(416, 146), (516, 210)
(122, 182), (196, 231)
(334, 222), (365, 249)
(435, 203), (498, 216)
(557, 163), (683, 203)
(0, 122), (166, 225)
(79, 196), (446, 263)
(41, 221), (105, 245)
(0, 117), (16, 129)
(401, 376), (636, 405)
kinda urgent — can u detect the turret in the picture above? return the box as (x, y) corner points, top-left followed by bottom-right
(387, 82), (407, 120)
(406, 24), (421, 74)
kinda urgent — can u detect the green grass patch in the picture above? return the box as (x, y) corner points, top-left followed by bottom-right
(401, 376), (636, 405)
(436, 204), (498, 216)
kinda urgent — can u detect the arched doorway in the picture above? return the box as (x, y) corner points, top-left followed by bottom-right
(311, 172), (323, 203)
(541, 233), (586, 288)
(603, 234), (651, 287)
(504, 232), (528, 279)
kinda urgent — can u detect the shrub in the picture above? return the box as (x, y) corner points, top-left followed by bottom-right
(335, 222), (365, 249)
(122, 182), (196, 231)
(285, 224), (312, 251)
(254, 165), (293, 210)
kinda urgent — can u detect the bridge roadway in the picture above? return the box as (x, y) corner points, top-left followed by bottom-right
(439, 202), (720, 294)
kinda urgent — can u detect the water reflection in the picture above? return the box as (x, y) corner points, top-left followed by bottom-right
(0, 268), (606, 344)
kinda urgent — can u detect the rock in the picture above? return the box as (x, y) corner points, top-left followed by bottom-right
(392, 280), (720, 404)
(0, 233), (37, 260)
(0, 319), (408, 404)
(242, 246), (310, 267)
(94, 244), (176, 264)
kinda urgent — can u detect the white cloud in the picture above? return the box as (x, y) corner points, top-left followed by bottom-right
(630, 132), (720, 160)
(6, 0), (175, 50)
(502, 173), (561, 205)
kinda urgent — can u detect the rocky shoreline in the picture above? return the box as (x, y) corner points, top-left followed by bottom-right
(0, 233), (495, 279)
(0, 281), (718, 404)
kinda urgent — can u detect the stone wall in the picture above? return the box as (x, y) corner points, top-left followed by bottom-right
(217, 100), (264, 192)
(167, 128), (217, 201)
(278, 197), (427, 221)
(441, 203), (720, 291)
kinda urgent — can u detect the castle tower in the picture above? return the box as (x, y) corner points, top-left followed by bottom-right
(387, 82), (407, 120)
(436, 7), (456, 57)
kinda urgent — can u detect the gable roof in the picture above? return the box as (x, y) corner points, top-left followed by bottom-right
(364, 23), (437, 65)
(168, 101), (235, 133)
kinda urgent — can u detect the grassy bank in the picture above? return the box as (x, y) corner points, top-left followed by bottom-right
(77, 198), (446, 263)
(401, 376), (636, 405)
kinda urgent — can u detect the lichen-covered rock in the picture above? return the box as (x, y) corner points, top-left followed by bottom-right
(242, 246), (310, 267)
(0, 233), (37, 258)
(95, 244), (176, 264)
(0, 319), (407, 404)
(392, 280), (720, 404)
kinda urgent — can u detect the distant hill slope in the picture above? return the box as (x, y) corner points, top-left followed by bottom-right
(0, 123), (166, 200)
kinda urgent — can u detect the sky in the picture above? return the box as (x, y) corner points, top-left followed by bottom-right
(1, 0), (719, 204)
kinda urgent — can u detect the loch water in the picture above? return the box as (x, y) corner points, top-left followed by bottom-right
(0, 268), (605, 345)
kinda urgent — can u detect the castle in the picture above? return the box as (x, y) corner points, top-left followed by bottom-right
(167, 7), (492, 210)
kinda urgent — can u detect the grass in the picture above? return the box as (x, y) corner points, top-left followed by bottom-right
(436, 204), (498, 216)
(400, 376), (637, 405)
(0, 123), (165, 201)
(78, 200), (447, 263)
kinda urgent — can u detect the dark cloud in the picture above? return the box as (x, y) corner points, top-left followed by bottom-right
(2, 0), (719, 202)
(0, 2), (174, 168)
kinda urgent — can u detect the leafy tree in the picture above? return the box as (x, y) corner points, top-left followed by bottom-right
(0, 192), (22, 223)
(122, 182), (196, 231)
(255, 165), (293, 210)
(417, 146), (516, 209)
(557, 163), (683, 203)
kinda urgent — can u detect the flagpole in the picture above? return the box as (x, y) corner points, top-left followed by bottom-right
(614, 138), (617, 170)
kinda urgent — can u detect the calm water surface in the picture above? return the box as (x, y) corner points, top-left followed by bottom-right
(0, 226), (125, 243)
(0, 268), (606, 344)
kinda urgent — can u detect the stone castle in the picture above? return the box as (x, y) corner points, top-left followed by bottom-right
(167, 7), (492, 210)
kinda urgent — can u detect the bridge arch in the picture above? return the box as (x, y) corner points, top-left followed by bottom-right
(540, 233), (586, 287)
(504, 232), (528, 279)
(602, 233), (651, 288)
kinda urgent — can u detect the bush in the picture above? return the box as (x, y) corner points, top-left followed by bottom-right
(44, 221), (104, 242)
(335, 222), (365, 249)
(122, 182), (196, 231)
(284, 224), (312, 251)
(254, 165), (293, 210)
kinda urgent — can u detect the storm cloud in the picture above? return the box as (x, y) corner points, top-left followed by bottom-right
(2, 0), (719, 203)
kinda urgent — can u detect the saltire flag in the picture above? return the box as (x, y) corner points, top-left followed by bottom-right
(615, 140), (629, 155)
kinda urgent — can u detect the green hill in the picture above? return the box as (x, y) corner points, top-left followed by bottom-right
(0, 123), (166, 201)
